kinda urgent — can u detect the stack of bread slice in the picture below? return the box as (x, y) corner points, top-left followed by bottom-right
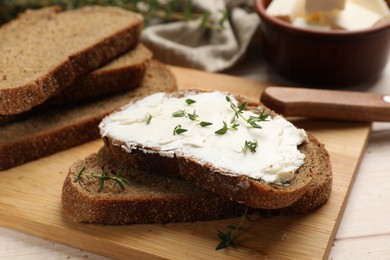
(0, 6), (177, 170)
(61, 90), (332, 224)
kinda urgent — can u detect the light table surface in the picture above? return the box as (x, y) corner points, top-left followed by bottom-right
(1, 55), (390, 259)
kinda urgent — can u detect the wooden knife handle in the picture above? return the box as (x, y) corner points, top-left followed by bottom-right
(260, 86), (390, 122)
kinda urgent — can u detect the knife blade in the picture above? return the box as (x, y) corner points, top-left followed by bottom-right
(260, 86), (390, 122)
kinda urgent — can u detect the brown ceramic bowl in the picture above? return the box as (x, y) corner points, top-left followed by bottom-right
(254, 0), (390, 87)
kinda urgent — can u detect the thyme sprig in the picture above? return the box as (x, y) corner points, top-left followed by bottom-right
(73, 165), (129, 191)
(173, 124), (187, 135)
(73, 166), (86, 183)
(215, 121), (239, 135)
(242, 140), (258, 154)
(225, 96), (269, 129)
(226, 96), (246, 124)
(216, 207), (251, 250)
(247, 112), (270, 128)
(90, 170), (129, 191)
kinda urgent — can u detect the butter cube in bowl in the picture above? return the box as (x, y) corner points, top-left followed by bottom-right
(254, 0), (390, 87)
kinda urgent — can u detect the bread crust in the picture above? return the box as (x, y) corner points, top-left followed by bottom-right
(258, 137), (332, 215)
(0, 60), (177, 171)
(0, 6), (143, 115)
(101, 91), (332, 209)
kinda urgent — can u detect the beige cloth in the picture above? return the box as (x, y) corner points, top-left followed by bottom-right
(141, 0), (260, 72)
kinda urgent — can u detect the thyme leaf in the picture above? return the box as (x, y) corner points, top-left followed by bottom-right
(242, 140), (258, 154)
(215, 121), (228, 135)
(73, 166), (86, 183)
(185, 98), (196, 105)
(199, 121), (212, 127)
(146, 113), (152, 125)
(112, 176), (129, 190)
(230, 121), (240, 130)
(216, 230), (235, 250)
(173, 124), (187, 135)
(188, 110), (199, 121)
(215, 121), (239, 135)
(172, 109), (186, 117)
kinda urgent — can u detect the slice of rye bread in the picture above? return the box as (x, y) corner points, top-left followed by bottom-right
(0, 5), (143, 116)
(0, 44), (153, 125)
(61, 147), (249, 224)
(0, 60), (177, 171)
(61, 141), (331, 224)
(101, 91), (332, 209)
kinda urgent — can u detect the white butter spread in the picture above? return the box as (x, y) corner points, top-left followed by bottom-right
(266, 0), (389, 31)
(266, 0), (305, 22)
(333, 2), (383, 30)
(99, 91), (308, 184)
(351, 0), (390, 17)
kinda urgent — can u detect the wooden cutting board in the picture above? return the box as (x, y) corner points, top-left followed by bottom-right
(0, 66), (371, 259)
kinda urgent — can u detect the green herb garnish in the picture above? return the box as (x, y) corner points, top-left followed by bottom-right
(172, 109), (186, 117)
(225, 96), (269, 129)
(185, 98), (196, 105)
(215, 121), (239, 135)
(216, 207), (250, 250)
(0, 1), (229, 32)
(230, 121), (240, 130)
(247, 112), (269, 129)
(173, 124), (187, 135)
(90, 170), (129, 191)
(199, 121), (212, 127)
(215, 121), (228, 135)
(73, 166), (86, 183)
(188, 110), (199, 121)
(146, 113), (152, 125)
(242, 140), (258, 154)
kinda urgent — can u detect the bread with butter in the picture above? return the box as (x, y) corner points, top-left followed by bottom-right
(100, 91), (332, 209)
(0, 60), (177, 171)
(0, 5), (143, 115)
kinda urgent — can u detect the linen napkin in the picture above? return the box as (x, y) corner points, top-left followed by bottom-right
(142, 0), (260, 72)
